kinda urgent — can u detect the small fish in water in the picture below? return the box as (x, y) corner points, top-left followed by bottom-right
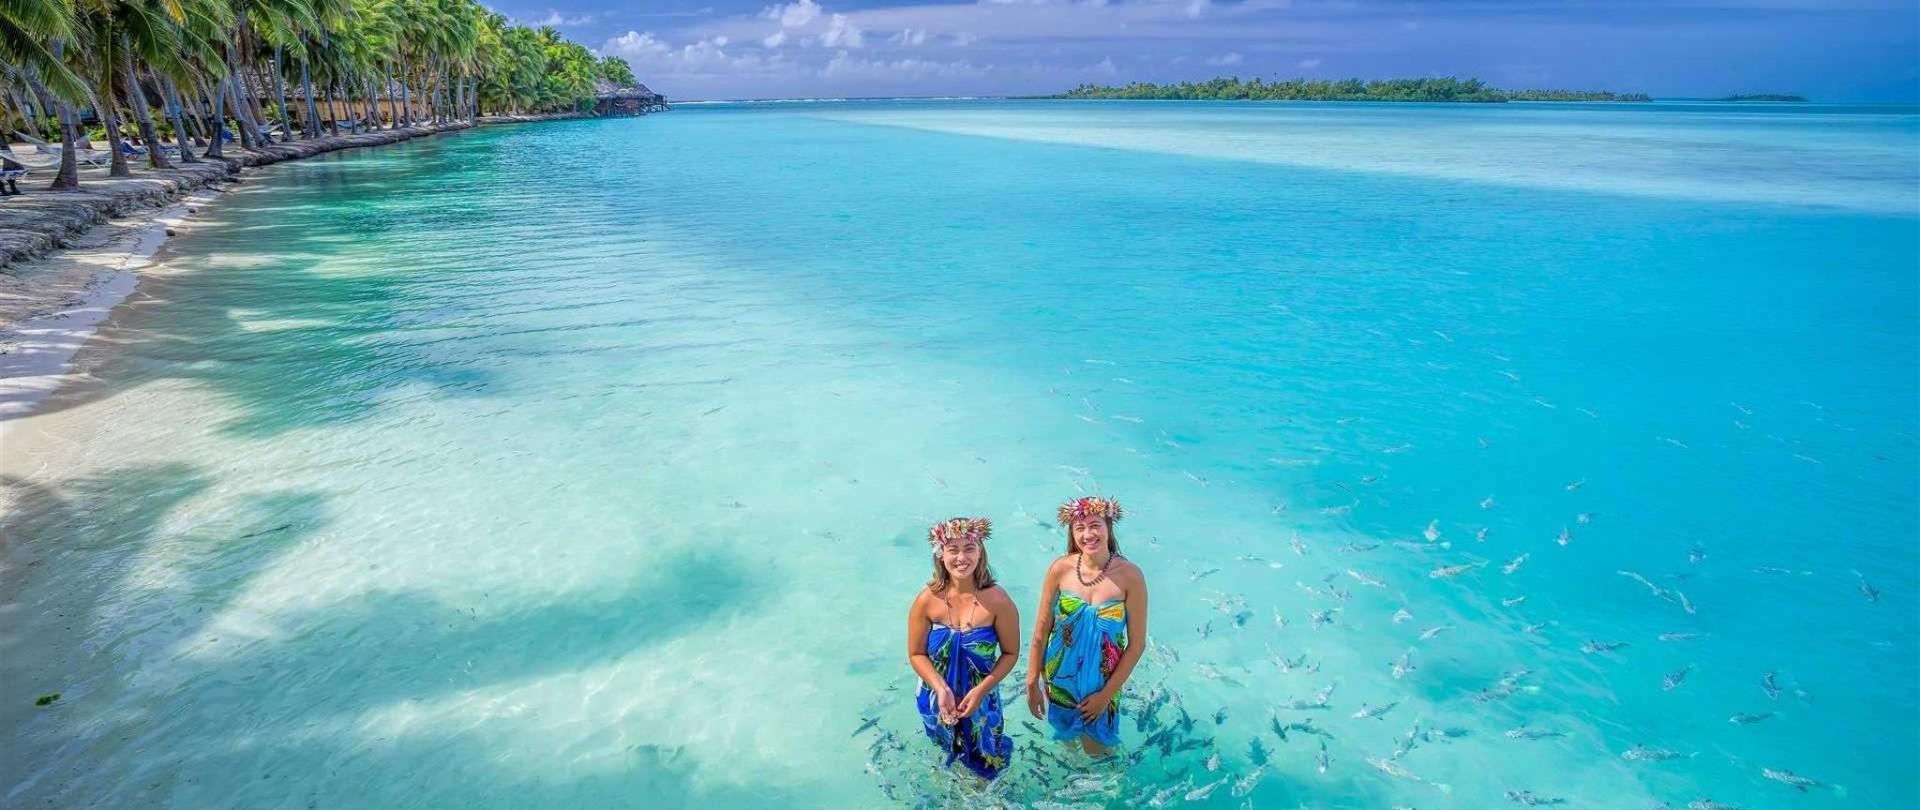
(1618, 570), (1669, 599)
(1687, 801), (1744, 810)
(1342, 541), (1382, 553)
(1565, 478), (1586, 492)
(1581, 640), (1629, 654)
(1359, 475), (1378, 485)
(1576, 512), (1593, 525)
(1214, 707), (1229, 725)
(1146, 782), (1185, 807)
(1523, 620), (1554, 636)
(1478, 435), (1492, 448)
(1729, 712), (1775, 725)
(1761, 767), (1831, 792)
(1506, 789), (1569, 806)
(1475, 527), (1489, 542)
(1185, 777), (1228, 802)
(1383, 443), (1414, 454)
(1853, 570), (1881, 602)
(1423, 519), (1442, 542)
(1230, 766), (1264, 797)
(1113, 414), (1143, 423)
(1392, 607), (1414, 624)
(1675, 590), (1698, 615)
(1480, 496), (1496, 510)
(1315, 740), (1330, 774)
(1348, 569), (1387, 588)
(1353, 701), (1399, 720)
(1658, 632), (1709, 642)
(1555, 527), (1573, 547)
(1689, 544), (1707, 564)
(1271, 500), (1289, 514)
(851, 716), (880, 737)
(1499, 370), (1522, 382)
(1658, 436), (1689, 449)
(1391, 648), (1416, 680)
(1291, 532), (1308, 556)
(1310, 608), (1339, 629)
(1431, 561), (1485, 579)
(1505, 728), (1569, 741)
(1577, 407), (1599, 419)
(1663, 664), (1694, 691)
(1502, 595), (1528, 607)
(1419, 624), (1454, 641)
(1503, 554), (1531, 575)
(1191, 567), (1221, 582)
(1732, 401), (1754, 415)
(1761, 671), (1783, 700)
(1622, 744), (1691, 762)
(1196, 620), (1214, 640)
(1322, 503), (1353, 517)
(1205, 751), (1221, 771)
(1366, 756), (1450, 793)
(1248, 737), (1270, 766)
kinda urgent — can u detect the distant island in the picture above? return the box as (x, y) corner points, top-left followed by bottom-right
(1054, 77), (1651, 103)
(1721, 94), (1808, 102)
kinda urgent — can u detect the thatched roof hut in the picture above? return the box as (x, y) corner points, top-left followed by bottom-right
(594, 80), (669, 116)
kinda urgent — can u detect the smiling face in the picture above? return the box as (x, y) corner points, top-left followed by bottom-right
(939, 539), (983, 581)
(1070, 517), (1112, 555)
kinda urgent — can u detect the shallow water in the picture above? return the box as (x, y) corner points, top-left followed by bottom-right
(2, 100), (1916, 809)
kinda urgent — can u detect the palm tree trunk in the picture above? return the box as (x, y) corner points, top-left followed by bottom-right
(325, 78), (340, 135)
(205, 74), (226, 158)
(384, 62), (398, 128)
(161, 75), (201, 164)
(90, 39), (133, 178)
(121, 49), (171, 169)
(273, 46), (291, 143)
(224, 67), (256, 150)
(399, 58), (412, 125)
(26, 68), (80, 190)
(301, 61), (320, 138)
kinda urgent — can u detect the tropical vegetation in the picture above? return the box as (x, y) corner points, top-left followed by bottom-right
(0, 0), (639, 189)
(1057, 77), (1651, 103)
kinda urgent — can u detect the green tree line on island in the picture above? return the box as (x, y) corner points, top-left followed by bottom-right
(1, 0), (643, 190)
(1056, 77), (1651, 103)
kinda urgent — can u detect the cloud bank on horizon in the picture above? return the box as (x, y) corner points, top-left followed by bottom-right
(491, 0), (1917, 101)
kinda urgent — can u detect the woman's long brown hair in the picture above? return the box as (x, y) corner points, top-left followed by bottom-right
(1062, 518), (1121, 556)
(928, 545), (998, 593)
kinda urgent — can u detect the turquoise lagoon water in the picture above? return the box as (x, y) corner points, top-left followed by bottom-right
(1, 100), (1916, 808)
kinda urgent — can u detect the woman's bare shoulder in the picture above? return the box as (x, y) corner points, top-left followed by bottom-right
(1112, 557), (1148, 584)
(981, 584), (1018, 611)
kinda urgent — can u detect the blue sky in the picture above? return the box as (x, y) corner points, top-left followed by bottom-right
(487, 0), (1918, 101)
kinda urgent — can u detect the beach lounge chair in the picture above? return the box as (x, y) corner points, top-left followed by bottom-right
(0, 156), (24, 196)
(119, 141), (149, 157)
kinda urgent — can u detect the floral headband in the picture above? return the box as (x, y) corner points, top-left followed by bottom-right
(1057, 496), (1124, 526)
(928, 517), (992, 552)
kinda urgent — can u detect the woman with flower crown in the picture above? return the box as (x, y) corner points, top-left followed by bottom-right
(1025, 496), (1149, 756)
(907, 517), (1020, 780)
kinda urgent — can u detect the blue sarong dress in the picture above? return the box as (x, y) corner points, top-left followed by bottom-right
(1042, 591), (1128, 746)
(915, 623), (1012, 779)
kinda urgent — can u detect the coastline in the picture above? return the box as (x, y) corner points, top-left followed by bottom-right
(0, 115), (580, 425)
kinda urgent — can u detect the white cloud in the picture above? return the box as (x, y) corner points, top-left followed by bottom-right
(762, 30), (789, 48)
(761, 0), (822, 28)
(820, 14), (866, 47)
(822, 50), (987, 79)
(1298, 57), (1322, 69)
(1088, 56), (1117, 76)
(890, 28), (930, 46)
(950, 32), (979, 46)
(532, 9), (596, 26)
(1206, 51), (1243, 66)
(1184, 0), (1210, 18)
(604, 31), (671, 57)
